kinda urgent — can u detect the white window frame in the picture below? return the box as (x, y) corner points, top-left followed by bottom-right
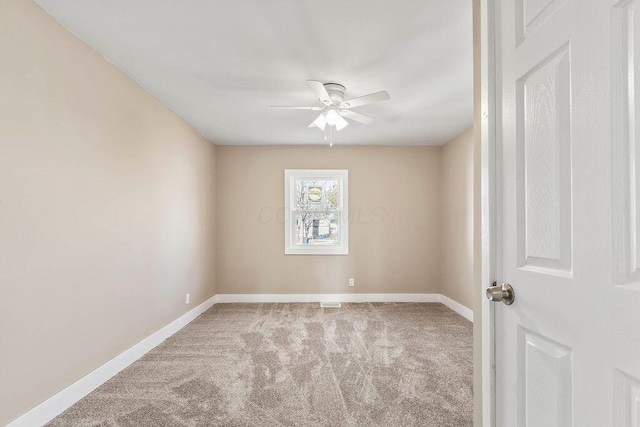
(284, 169), (349, 255)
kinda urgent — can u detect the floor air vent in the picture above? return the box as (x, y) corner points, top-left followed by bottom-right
(320, 302), (341, 308)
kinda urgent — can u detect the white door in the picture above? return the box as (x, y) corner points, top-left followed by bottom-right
(493, 0), (640, 425)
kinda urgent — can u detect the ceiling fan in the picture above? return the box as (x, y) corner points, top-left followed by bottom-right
(271, 80), (390, 131)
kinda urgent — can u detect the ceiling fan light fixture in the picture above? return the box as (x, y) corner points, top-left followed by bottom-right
(325, 108), (341, 126)
(335, 115), (348, 131)
(312, 113), (327, 130)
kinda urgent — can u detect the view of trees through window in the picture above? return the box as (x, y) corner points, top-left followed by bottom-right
(294, 178), (339, 245)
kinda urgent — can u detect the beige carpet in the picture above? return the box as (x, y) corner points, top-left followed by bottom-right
(48, 303), (473, 426)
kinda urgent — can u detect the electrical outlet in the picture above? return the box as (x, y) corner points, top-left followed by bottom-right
(185, 293), (190, 304)
(349, 278), (355, 287)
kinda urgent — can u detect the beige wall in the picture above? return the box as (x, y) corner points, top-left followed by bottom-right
(441, 128), (474, 309)
(216, 146), (441, 294)
(0, 1), (216, 424)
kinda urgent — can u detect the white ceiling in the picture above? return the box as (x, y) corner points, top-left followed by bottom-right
(34, 0), (473, 146)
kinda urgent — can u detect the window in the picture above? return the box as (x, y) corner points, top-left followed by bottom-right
(284, 169), (348, 255)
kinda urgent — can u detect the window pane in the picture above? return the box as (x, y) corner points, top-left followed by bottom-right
(295, 212), (339, 245)
(295, 179), (339, 211)
(284, 169), (348, 255)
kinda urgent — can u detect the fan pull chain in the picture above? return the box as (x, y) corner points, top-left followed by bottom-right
(329, 125), (333, 147)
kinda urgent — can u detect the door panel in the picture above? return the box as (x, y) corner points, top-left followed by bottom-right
(494, 0), (640, 425)
(515, 0), (568, 45)
(614, 370), (640, 426)
(516, 43), (572, 274)
(613, 0), (640, 288)
(518, 328), (572, 427)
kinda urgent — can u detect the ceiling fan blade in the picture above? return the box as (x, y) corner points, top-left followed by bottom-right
(307, 80), (332, 105)
(271, 105), (323, 110)
(339, 109), (375, 125)
(340, 91), (390, 109)
(309, 113), (327, 130)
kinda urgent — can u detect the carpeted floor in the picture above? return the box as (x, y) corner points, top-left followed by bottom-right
(47, 303), (473, 427)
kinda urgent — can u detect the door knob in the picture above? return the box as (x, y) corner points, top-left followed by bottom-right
(486, 282), (515, 305)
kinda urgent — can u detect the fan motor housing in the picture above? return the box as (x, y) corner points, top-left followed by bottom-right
(324, 83), (345, 104)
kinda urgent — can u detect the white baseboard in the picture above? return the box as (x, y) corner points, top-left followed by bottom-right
(7, 295), (216, 427)
(214, 293), (473, 322)
(213, 293), (442, 303)
(9, 292), (472, 426)
(439, 294), (474, 322)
